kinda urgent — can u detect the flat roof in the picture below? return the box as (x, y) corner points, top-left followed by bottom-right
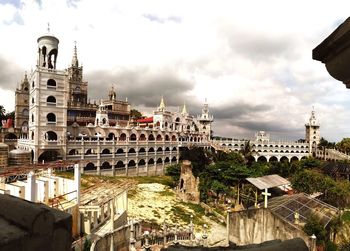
(246, 174), (290, 190)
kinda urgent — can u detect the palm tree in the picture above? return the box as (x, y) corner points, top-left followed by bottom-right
(239, 140), (253, 164)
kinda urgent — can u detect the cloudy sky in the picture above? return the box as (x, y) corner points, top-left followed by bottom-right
(0, 0), (350, 142)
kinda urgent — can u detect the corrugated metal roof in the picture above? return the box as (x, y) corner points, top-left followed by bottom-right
(246, 174), (290, 190)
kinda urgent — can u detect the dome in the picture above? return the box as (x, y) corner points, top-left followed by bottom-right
(9, 149), (30, 155)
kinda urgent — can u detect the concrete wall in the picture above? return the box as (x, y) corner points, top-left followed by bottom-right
(92, 213), (135, 251)
(0, 194), (72, 251)
(227, 208), (310, 247)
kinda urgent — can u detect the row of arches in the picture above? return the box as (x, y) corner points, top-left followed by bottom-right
(254, 149), (309, 154)
(70, 131), (206, 143)
(221, 143), (309, 149)
(84, 156), (177, 171)
(68, 146), (178, 155)
(255, 155), (308, 162)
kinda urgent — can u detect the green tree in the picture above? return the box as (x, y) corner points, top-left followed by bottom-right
(299, 157), (321, 169)
(239, 140), (254, 164)
(319, 137), (336, 149)
(292, 169), (350, 208)
(180, 147), (210, 177)
(303, 214), (326, 245)
(211, 180), (227, 197)
(336, 138), (350, 154)
(130, 109), (142, 119)
(250, 161), (270, 177)
(165, 164), (181, 187)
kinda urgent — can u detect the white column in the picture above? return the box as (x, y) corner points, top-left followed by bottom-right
(74, 163), (81, 205)
(26, 171), (36, 202)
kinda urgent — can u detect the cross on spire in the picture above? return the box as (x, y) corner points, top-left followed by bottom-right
(47, 22), (50, 33)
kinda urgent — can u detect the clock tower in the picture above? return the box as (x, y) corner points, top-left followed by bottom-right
(305, 109), (320, 155)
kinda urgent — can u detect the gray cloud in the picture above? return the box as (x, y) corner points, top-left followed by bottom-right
(211, 103), (272, 120)
(85, 66), (195, 107)
(219, 23), (300, 63)
(0, 56), (24, 90)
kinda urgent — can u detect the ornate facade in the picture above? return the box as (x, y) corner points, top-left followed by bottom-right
(213, 110), (320, 162)
(15, 30), (212, 175)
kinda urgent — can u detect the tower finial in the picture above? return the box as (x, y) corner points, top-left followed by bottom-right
(158, 96), (165, 111)
(181, 101), (187, 115)
(47, 22), (50, 33)
(71, 41), (79, 67)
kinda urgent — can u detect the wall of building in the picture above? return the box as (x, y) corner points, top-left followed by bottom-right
(227, 208), (310, 247)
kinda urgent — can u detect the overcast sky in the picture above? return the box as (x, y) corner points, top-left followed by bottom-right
(0, 0), (350, 142)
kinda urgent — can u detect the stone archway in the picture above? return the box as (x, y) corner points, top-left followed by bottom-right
(85, 162), (96, 171)
(280, 156), (289, 162)
(257, 156), (267, 162)
(269, 156), (278, 162)
(38, 150), (60, 162)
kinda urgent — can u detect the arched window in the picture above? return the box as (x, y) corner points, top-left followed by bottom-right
(46, 131), (57, 141)
(130, 134), (137, 141)
(31, 131), (34, 140)
(22, 108), (29, 116)
(47, 96), (56, 105)
(119, 133), (127, 141)
(47, 79), (56, 88)
(32, 97), (34, 104)
(139, 134), (146, 141)
(47, 113), (56, 123)
(31, 114), (34, 122)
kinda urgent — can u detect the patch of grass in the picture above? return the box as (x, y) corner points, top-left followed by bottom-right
(152, 209), (160, 218)
(180, 202), (205, 215)
(342, 211), (350, 222)
(55, 171), (74, 179)
(170, 204), (206, 227)
(158, 189), (175, 197)
(128, 188), (137, 198)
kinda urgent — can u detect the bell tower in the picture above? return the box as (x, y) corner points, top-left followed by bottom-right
(305, 109), (320, 155)
(197, 99), (213, 138)
(27, 26), (68, 163)
(37, 24), (59, 69)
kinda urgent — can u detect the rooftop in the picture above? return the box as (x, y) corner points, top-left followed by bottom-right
(246, 174), (290, 190)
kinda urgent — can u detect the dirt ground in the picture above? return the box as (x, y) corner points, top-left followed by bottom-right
(128, 183), (228, 247)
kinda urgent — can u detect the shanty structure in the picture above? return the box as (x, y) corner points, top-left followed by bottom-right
(323, 161), (350, 181)
(246, 174), (290, 208)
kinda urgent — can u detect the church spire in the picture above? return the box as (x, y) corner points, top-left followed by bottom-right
(20, 71), (29, 91)
(181, 101), (187, 116)
(71, 41), (79, 67)
(158, 96), (166, 112)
